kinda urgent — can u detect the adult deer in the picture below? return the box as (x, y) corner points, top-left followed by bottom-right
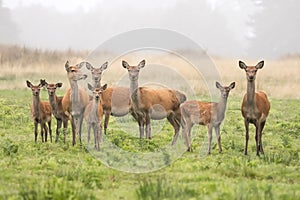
(180, 82), (235, 154)
(84, 83), (107, 150)
(122, 60), (186, 141)
(239, 60), (270, 156)
(83, 61), (132, 135)
(62, 61), (89, 146)
(41, 80), (69, 143)
(26, 80), (52, 142)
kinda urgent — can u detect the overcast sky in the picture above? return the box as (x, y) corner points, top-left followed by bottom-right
(1, 0), (299, 58)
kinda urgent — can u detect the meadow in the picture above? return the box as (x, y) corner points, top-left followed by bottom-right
(0, 45), (299, 199)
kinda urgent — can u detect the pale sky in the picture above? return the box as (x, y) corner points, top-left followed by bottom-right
(3, 0), (299, 58)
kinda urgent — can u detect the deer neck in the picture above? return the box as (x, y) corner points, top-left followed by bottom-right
(246, 80), (256, 107)
(216, 96), (227, 121)
(49, 94), (59, 115)
(130, 78), (139, 104)
(91, 99), (100, 120)
(94, 81), (101, 88)
(32, 95), (40, 119)
(71, 81), (79, 103)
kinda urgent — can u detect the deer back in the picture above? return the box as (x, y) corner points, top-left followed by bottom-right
(137, 87), (183, 112)
(181, 100), (213, 125)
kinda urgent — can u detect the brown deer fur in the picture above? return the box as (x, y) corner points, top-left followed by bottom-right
(42, 80), (69, 143)
(82, 61), (132, 134)
(61, 61), (89, 146)
(26, 80), (52, 143)
(180, 82), (235, 154)
(123, 60), (186, 141)
(84, 83), (107, 150)
(239, 60), (270, 156)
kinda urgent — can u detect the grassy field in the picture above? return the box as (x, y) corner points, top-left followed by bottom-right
(0, 45), (299, 199)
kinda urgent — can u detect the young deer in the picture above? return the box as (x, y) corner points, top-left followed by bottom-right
(84, 83), (107, 150)
(122, 60), (186, 141)
(26, 80), (52, 142)
(180, 82), (235, 154)
(83, 61), (132, 135)
(62, 61), (89, 146)
(239, 60), (270, 156)
(42, 80), (69, 143)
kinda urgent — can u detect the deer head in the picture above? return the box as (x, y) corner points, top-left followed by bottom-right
(65, 61), (88, 82)
(239, 60), (264, 82)
(26, 80), (43, 96)
(216, 82), (235, 99)
(122, 60), (145, 81)
(87, 83), (108, 101)
(41, 79), (63, 96)
(82, 61), (108, 86)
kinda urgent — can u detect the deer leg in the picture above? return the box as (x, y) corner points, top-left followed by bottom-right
(145, 113), (151, 139)
(259, 121), (266, 154)
(215, 125), (222, 153)
(92, 124), (97, 150)
(78, 115), (84, 145)
(87, 123), (91, 146)
(44, 123), (49, 142)
(71, 117), (76, 146)
(169, 113), (180, 145)
(34, 121), (38, 142)
(48, 121), (52, 143)
(98, 121), (102, 147)
(207, 125), (213, 155)
(255, 122), (262, 156)
(104, 112), (110, 135)
(62, 120), (68, 143)
(40, 122), (45, 142)
(138, 116), (144, 139)
(244, 119), (249, 155)
(55, 119), (62, 142)
(187, 126), (193, 152)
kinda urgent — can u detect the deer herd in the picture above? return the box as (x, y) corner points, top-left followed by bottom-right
(26, 60), (270, 156)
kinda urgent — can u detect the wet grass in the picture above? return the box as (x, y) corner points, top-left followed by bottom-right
(0, 89), (299, 199)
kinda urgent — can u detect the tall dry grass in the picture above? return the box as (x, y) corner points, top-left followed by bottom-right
(0, 44), (299, 99)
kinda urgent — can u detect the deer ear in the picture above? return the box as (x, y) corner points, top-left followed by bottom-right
(239, 60), (247, 69)
(229, 82), (235, 89)
(216, 81), (222, 89)
(87, 83), (94, 91)
(56, 83), (63, 88)
(86, 63), (93, 70)
(138, 60), (145, 69)
(26, 80), (32, 88)
(100, 62), (108, 71)
(102, 83), (108, 91)
(40, 79), (46, 86)
(256, 60), (264, 69)
(122, 60), (130, 69)
(65, 61), (70, 71)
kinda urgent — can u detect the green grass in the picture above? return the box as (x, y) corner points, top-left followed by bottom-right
(0, 89), (299, 199)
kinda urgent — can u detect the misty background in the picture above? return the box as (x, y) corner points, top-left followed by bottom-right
(0, 0), (299, 58)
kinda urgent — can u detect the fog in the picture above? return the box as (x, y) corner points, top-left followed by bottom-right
(1, 0), (300, 58)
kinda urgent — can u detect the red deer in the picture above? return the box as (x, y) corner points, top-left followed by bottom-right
(61, 61), (89, 146)
(180, 82), (235, 154)
(239, 60), (270, 156)
(84, 83), (107, 150)
(26, 80), (52, 142)
(82, 61), (132, 135)
(122, 60), (186, 141)
(41, 80), (69, 143)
